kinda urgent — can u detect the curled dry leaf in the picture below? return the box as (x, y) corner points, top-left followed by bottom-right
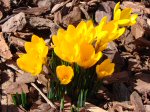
(0, 32), (12, 59)
(2, 12), (26, 32)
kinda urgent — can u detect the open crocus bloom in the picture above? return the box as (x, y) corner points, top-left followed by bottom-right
(114, 2), (138, 26)
(96, 59), (115, 79)
(56, 65), (74, 85)
(52, 20), (97, 64)
(17, 35), (48, 76)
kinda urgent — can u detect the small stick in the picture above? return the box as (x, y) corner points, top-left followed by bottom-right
(31, 82), (56, 109)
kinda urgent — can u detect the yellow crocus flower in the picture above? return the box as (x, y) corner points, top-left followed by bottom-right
(52, 28), (80, 63)
(25, 35), (48, 63)
(17, 53), (43, 76)
(95, 16), (125, 52)
(56, 65), (74, 85)
(96, 59), (115, 79)
(76, 42), (102, 69)
(52, 20), (96, 63)
(114, 2), (138, 26)
(17, 35), (48, 76)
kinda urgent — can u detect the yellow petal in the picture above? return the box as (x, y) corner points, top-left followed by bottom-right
(76, 43), (102, 68)
(118, 19), (130, 26)
(114, 9), (121, 20)
(103, 20), (118, 33)
(98, 16), (108, 31)
(114, 2), (120, 14)
(117, 27), (126, 38)
(129, 14), (138, 26)
(120, 8), (132, 20)
(97, 43), (108, 52)
(17, 53), (42, 76)
(56, 65), (74, 85)
(31, 35), (40, 43)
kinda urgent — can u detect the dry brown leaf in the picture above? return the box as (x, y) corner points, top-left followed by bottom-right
(130, 91), (145, 112)
(108, 101), (134, 112)
(95, 10), (110, 23)
(30, 100), (52, 112)
(0, 10), (3, 20)
(51, 0), (70, 13)
(13, 6), (50, 16)
(37, 74), (48, 86)
(1, 0), (11, 10)
(5, 82), (29, 94)
(134, 73), (150, 95)
(13, 32), (33, 39)
(29, 17), (54, 29)
(62, 7), (81, 27)
(95, 1), (113, 23)
(2, 12), (26, 32)
(54, 11), (62, 25)
(122, 1), (145, 14)
(16, 73), (36, 84)
(85, 102), (107, 112)
(131, 17), (147, 39)
(0, 32), (12, 59)
(37, 0), (52, 8)
(9, 36), (26, 48)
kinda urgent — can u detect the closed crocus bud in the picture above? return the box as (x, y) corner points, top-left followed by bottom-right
(56, 65), (74, 85)
(96, 59), (115, 79)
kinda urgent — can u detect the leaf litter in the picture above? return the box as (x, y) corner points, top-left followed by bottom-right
(0, 0), (150, 112)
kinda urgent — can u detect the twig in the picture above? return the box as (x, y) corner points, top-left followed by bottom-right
(31, 82), (56, 109)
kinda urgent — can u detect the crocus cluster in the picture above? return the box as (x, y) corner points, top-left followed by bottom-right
(16, 2), (138, 109)
(52, 2), (137, 84)
(17, 2), (137, 84)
